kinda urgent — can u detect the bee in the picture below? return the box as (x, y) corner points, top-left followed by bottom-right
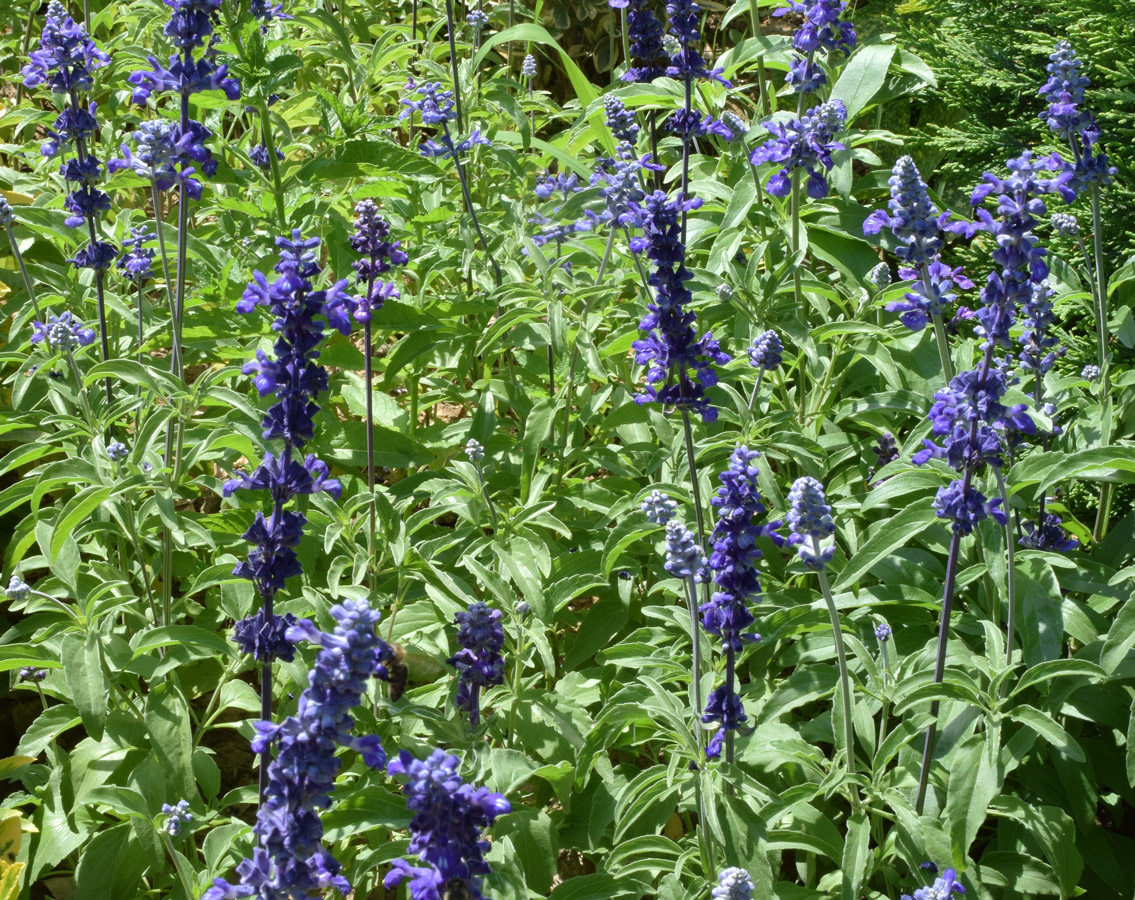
(442, 877), (473, 900)
(387, 643), (409, 703)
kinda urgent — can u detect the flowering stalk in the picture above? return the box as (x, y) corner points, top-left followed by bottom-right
(203, 600), (395, 900)
(786, 477), (857, 784)
(30, 311), (98, 432)
(465, 439), (500, 533)
(349, 201), (408, 582)
(126, 0), (241, 378)
(401, 81), (501, 286)
(448, 601), (505, 729)
(911, 151), (1070, 813)
(665, 0), (729, 240)
(1037, 40), (1116, 539)
(23, 1), (114, 406)
(751, 100), (846, 323)
(0, 198), (42, 319)
(116, 226), (157, 373)
(662, 515), (707, 748)
(385, 749), (510, 900)
(702, 448), (782, 762)
(444, 0), (465, 133)
(863, 156), (978, 382)
(873, 623), (891, 750)
(108, 119), (186, 353)
(224, 231), (353, 799)
(746, 329), (782, 411)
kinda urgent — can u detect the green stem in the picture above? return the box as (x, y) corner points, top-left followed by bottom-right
(994, 469), (1016, 671)
(747, 0), (771, 117)
(4, 222), (42, 319)
(258, 102), (288, 234)
(817, 568), (857, 786)
(159, 832), (198, 900)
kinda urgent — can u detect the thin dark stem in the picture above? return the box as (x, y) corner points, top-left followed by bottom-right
(173, 88), (190, 380)
(364, 316), (376, 590)
(683, 575), (703, 753)
(915, 347), (995, 812)
(747, 369), (764, 413)
(817, 568), (857, 787)
(259, 441), (291, 803)
(149, 183), (177, 362)
(680, 79), (692, 243)
(747, 0), (771, 117)
(724, 647), (736, 765)
(915, 529), (961, 814)
(995, 469), (1016, 670)
(450, 138), (502, 286)
(444, 0), (465, 133)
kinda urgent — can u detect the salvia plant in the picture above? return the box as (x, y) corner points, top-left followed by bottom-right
(1, 2), (1133, 900)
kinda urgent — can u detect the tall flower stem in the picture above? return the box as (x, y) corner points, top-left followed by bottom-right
(680, 409), (708, 563)
(450, 143), (502, 286)
(364, 314), (377, 588)
(746, 0), (771, 116)
(444, 0), (465, 133)
(4, 222), (42, 319)
(258, 101), (288, 234)
(682, 574), (704, 752)
(921, 262), (954, 382)
(915, 346), (997, 812)
(680, 79), (692, 242)
(994, 469), (1016, 669)
(915, 528), (961, 814)
(149, 183), (176, 344)
(475, 459), (500, 534)
(1089, 185), (1113, 542)
(557, 232), (616, 481)
(723, 648), (736, 764)
(173, 88), (191, 376)
(816, 568), (856, 784)
(620, 10), (630, 74)
(747, 369), (765, 413)
(160, 832), (198, 900)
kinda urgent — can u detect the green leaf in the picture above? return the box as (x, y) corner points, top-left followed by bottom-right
(601, 518), (658, 579)
(474, 27), (610, 155)
(834, 503), (938, 591)
(145, 687), (196, 801)
(841, 811), (871, 900)
(521, 399), (556, 502)
(831, 43), (897, 120)
(547, 873), (643, 900)
(1101, 594), (1135, 675)
(321, 786), (411, 840)
(130, 625), (234, 660)
(1008, 705), (1085, 762)
(1010, 659), (1105, 696)
(62, 631), (108, 741)
(947, 728), (1004, 859)
(72, 824), (150, 900)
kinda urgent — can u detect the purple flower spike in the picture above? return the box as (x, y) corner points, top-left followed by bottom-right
(385, 749), (510, 900)
(21, 1), (110, 93)
(700, 447), (781, 760)
(632, 191), (731, 422)
(448, 601), (505, 729)
(203, 600), (394, 900)
(751, 101), (846, 199)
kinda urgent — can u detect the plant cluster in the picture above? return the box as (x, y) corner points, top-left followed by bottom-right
(1, 0), (1134, 899)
